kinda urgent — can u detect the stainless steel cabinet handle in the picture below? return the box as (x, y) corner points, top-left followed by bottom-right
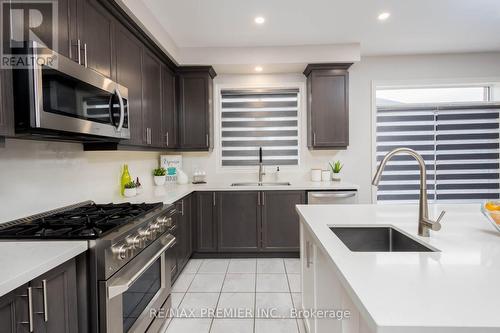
(206, 134), (209, 147)
(313, 133), (316, 145)
(257, 192), (261, 206)
(19, 287), (34, 332)
(262, 192), (265, 206)
(77, 40), (81, 65)
(83, 43), (88, 67)
(213, 192), (216, 206)
(35, 280), (48, 322)
(166, 131), (169, 147)
(306, 241), (313, 268)
(310, 192), (356, 199)
(181, 200), (185, 216)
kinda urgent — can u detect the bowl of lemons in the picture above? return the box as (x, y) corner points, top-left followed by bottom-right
(482, 201), (500, 232)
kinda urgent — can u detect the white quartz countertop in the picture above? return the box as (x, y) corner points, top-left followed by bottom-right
(120, 180), (359, 205)
(0, 241), (88, 297)
(296, 203), (500, 332)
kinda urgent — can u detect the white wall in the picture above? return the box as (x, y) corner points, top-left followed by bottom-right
(0, 139), (162, 222)
(182, 52), (500, 204)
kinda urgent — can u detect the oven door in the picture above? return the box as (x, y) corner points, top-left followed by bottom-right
(100, 234), (175, 333)
(29, 47), (130, 139)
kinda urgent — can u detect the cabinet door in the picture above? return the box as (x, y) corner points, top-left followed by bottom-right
(0, 283), (30, 333)
(308, 69), (349, 148)
(178, 72), (210, 150)
(161, 66), (177, 148)
(142, 49), (163, 147)
(0, 69), (14, 136)
(261, 191), (305, 252)
(77, 0), (114, 78)
(115, 25), (143, 146)
(217, 191), (260, 252)
(195, 192), (217, 252)
(31, 259), (78, 333)
(176, 195), (192, 270)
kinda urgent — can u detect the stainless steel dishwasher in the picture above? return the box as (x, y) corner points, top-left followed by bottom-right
(307, 191), (358, 204)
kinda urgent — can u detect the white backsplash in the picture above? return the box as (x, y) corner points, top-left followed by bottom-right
(0, 139), (162, 223)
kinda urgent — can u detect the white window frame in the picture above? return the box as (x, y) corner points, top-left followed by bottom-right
(370, 78), (500, 203)
(215, 81), (305, 173)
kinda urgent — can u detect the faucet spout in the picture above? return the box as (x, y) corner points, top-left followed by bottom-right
(372, 148), (445, 237)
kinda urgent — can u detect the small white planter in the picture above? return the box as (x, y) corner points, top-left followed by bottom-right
(154, 175), (166, 186)
(124, 188), (137, 197)
(332, 173), (341, 182)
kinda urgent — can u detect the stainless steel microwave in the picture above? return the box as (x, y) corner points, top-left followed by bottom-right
(13, 47), (130, 141)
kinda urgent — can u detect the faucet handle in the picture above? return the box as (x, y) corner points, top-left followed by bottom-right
(431, 211), (446, 231)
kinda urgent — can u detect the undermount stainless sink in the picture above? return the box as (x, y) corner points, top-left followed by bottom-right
(231, 182), (291, 187)
(330, 226), (436, 252)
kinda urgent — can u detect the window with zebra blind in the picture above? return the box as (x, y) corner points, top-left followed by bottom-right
(375, 86), (500, 203)
(220, 89), (300, 167)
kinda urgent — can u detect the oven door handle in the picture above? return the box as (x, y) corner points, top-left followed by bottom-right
(107, 234), (175, 299)
(115, 87), (125, 132)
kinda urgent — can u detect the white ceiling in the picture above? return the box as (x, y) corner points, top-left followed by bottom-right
(143, 0), (500, 55)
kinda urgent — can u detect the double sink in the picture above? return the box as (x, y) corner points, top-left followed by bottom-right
(330, 226), (437, 252)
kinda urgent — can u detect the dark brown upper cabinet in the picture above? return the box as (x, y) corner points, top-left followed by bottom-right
(261, 191), (305, 252)
(304, 63), (352, 149)
(162, 65), (177, 149)
(177, 67), (216, 151)
(77, 0), (114, 78)
(114, 25), (143, 146)
(142, 49), (163, 147)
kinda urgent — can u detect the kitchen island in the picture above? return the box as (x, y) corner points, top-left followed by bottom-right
(296, 204), (500, 333)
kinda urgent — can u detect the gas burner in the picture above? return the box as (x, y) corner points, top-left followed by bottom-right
(0, 202), (164, 239)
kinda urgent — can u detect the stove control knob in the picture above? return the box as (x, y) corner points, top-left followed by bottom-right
(112, 244), (133, 260)
(138, 228), (153, 240)
(126, 235), (145, 249)
(149, 223), (162, 236)
(156, 216), (173, 228)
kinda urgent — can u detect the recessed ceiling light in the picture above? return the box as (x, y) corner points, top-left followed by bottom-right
(254, 16), (265, 24)
(378, 12), (391, 21)
(254, 66), (263, 72)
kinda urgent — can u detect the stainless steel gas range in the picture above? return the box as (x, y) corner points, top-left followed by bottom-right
(0, 201), (178, 333)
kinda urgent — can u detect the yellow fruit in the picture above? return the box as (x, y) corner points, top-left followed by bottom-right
(485, 202), (500, 212)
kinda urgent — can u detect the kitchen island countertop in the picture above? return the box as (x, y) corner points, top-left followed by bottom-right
(296, 203), (500, 332)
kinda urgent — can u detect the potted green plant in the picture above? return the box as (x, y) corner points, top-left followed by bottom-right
(153, 167), (167, 186)
(123, 181), (137, 197)
(329, 160), (343, 181)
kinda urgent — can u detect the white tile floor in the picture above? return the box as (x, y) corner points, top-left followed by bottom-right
(162, 258), (305, 333)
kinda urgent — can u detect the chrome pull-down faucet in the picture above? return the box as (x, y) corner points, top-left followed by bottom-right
(371, 148), (446, 237)
(258, 147), (266, 183)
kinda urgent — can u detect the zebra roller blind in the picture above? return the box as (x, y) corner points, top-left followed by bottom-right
(376, 104), (500, 203)
(221, 89), (300, 166)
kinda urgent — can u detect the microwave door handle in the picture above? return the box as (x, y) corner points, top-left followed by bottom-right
(107, 234), (175, 299)
(108, 94), (117, 127)
(115, 88), (125, 132)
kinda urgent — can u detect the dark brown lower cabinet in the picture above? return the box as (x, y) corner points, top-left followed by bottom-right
(195, 192), (217, 252)
(176, 195), (193, 271)
(0, 259), (78, 333)
(0, 283), (30, 333)
(217, 191), (261, 252)
(261, 191), (305, 252)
